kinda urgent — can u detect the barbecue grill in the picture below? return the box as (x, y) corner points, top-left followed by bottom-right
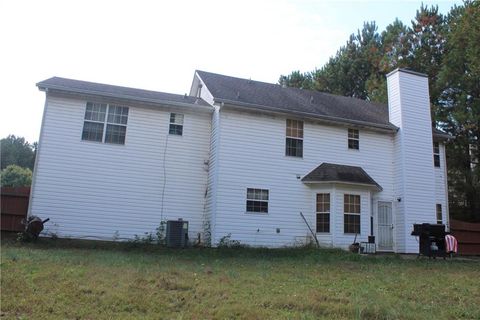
(411, 223), (447, 258)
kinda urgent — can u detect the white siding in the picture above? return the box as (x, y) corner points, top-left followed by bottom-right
(189, 72), (215, 105)
(32, 71), (446, 252)
(435, 143), (448, 228)
(387, 70), (436, 253)
(205, 106), (220, 244)
(212, 108), (395, 247)
(332, 187), (371, 249)
(31, 94), (211, 241)
(387, 73), (407, 253)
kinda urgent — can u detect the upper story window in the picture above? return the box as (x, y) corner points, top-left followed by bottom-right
(348, 129), (359, 150)
(169, 113), (184, 136)
(316, 193), (330, 233)
(433, 142), (440, 167)
(344, 194), (361, 234)
(436, 204), (442, 224)
(82, 102), (129, 144)
(286, 119), (303, 157)
(246, 188), (269, 213)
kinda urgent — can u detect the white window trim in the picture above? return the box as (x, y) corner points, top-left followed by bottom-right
(348, 128), (359, 150)
(245, 188), (269, 214)
(169, 113), (184, 136)
(316, 193), (330, 233)
(82, 102), (128, 144)
(343, 193), (361, 234)
(436, 204), (443, 224)
(433, 142), (441, 168)
(285, 119), (304, 158)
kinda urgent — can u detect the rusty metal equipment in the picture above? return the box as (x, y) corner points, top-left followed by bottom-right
(22, 215), (50, 240)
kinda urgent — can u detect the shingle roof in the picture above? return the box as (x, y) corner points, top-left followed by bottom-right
(302, 163), (382, 191)
(196, 70), (396, 131)
(37, 77), (211, 107)
(196, 70), (449, 139)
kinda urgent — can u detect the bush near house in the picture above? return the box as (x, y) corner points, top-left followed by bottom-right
(0, 165), (32, 187)
(1, 238), (479, 320)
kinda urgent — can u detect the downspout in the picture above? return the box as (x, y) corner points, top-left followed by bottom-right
(210, 103), (222, 246)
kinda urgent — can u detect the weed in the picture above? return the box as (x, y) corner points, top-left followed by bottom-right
(217, 233), (244, 248)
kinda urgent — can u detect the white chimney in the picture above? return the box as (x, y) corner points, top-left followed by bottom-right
(386, 69), (436, 254)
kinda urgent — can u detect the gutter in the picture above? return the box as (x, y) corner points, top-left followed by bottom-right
(432, 132), (451, 141)
(302, 180), (383, 192)
(216, 98), (399, 133)
(37, 84), (214, 113)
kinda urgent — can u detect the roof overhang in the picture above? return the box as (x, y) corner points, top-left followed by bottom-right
(301, 163), (383, 192)
(302, 180), (383, 192)
(215, 98), (398, 134)
(433, 131), (451, 142)
(37, 84), (214, 113)
(387, 68), (428, 78)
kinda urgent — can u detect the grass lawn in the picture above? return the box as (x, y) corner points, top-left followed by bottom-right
(1, 237), (479, 320)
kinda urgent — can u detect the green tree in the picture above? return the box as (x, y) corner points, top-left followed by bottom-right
(0, 135), (36, 170)
(313, 22), (383, 100)
(409, 4), (446, 106)
(279, 2), (479, 221)
(436, 1), (480, 221)
(278, 71), (314, 89)
(1, 165), (32, 187)
(279, 20), (404, 103)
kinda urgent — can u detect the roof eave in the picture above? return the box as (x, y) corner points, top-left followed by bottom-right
(216, 98), (398, 133)
(387, 68), (428, 78)
(433, 132), (451, 141)
(37, 83), (214, 112)
(302, 180), (383, 192)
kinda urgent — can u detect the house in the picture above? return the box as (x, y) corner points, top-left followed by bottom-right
(30, 68), (449, 253)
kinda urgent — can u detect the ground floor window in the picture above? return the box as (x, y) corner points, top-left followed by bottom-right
(246, 188), (269, 213)
(436, 204), (442, 224)
(344, 194), (360, 234)
(316, 193), (330, 233)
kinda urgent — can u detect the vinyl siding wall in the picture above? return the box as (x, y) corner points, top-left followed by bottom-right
(212, 108), (395, 248)
(435, 143), (448, 228)
(387, 71), (437, 253)
(387, 73), (407, 253)
(30, 94), (211, 240)
(204, 106), (220, 244)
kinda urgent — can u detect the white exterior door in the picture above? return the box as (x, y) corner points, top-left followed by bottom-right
(377, 202), (393, 251)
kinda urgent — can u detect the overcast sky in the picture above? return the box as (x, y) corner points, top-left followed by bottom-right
(0, 0), (461, 143)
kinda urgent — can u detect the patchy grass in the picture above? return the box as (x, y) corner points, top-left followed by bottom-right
(1, 237), (479, 319)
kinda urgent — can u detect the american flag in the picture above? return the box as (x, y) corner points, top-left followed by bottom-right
(445, 234), (458, 254)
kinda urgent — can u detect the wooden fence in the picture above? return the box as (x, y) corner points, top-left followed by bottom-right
(450, 219), (480, 255)
(1, 187), (30, 232)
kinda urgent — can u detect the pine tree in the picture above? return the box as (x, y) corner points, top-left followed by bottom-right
(436, 1), (480, 221)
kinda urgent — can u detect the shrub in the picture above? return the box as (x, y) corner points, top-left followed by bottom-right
(1, 165), (32, 187)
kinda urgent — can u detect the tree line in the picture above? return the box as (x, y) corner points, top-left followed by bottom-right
(279, 1), (479, 221)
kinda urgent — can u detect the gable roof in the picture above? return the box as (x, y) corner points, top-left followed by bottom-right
(302, 163), (382, 191)
(37, 77), (212, 109)
(196, 70), (449, 139)
(196, 70), (396, 131)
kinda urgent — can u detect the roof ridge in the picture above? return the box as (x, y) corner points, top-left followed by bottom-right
(196, 70), (284, 89)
